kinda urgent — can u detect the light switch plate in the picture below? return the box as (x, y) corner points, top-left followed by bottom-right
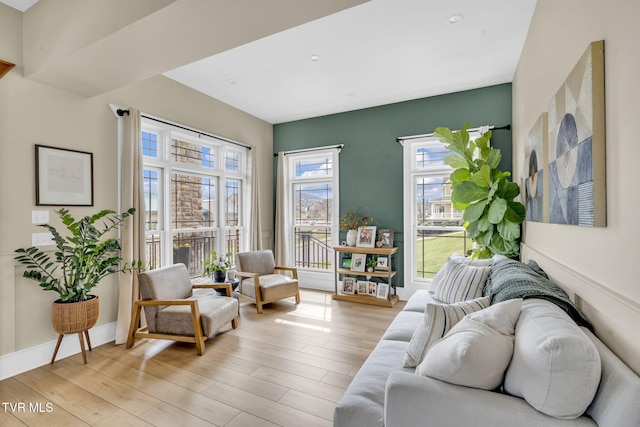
(32, 210), (49, 224)
(32, 232), (54, 246)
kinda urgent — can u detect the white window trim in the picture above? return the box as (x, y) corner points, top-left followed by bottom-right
(141, 117), (249, 271)
(399, 130), (483, 300)
(284, 147), (340, 291)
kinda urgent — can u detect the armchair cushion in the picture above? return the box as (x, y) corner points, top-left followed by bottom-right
(240, 274), (298, 301)
(138, 263), (194, 332)
(156, 295), (238, 337)
(236, 250), (276, 276)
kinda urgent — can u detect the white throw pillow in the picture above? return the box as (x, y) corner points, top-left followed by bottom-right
(433, 257), (491, 303)
(429, 255), (493, 293)
(504, 299), (601, 419)
(416, 299), (522, 390)
(403, 296), (491, 368)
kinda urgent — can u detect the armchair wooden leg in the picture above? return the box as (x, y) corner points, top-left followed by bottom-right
(256, 301), (263, 314)
(232, 317), (239, 329)
(295, 292), (301, 304)
(126, 303), (143, 349)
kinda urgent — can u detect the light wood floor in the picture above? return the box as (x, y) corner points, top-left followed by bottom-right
(0, 290), (404, 427)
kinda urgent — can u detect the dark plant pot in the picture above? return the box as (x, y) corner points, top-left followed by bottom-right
(214, 270), (226, 283)
(51, 295), (99, 335)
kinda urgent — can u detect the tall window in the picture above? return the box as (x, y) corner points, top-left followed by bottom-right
(286, 149), (340, 271)
(142, 119), (248, 277)
(402, 132), (483, 286)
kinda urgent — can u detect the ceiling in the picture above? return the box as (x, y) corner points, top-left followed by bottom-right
(3, 0), (537, 124)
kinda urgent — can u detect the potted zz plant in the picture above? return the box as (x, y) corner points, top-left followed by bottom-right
(433, 124), (526, 258)
(15, 207), (136, 363)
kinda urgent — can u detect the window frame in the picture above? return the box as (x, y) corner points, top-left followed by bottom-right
(286, 149), (340, 273)
(141, 117), (249, 276)
(402, 131), (483, 291)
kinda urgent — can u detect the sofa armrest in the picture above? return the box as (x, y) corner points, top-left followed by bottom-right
(384, 372), (596, 427)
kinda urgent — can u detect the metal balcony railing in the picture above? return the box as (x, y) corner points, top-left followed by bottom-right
(294, 227), (333, 270)
(145, 230), (241, 277)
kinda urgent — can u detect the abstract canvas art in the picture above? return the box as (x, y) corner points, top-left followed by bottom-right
(547, 40), (606, 227)
(524, 113), (548, 223)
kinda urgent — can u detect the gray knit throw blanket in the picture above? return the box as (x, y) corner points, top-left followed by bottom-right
(484, 258), (591, 329)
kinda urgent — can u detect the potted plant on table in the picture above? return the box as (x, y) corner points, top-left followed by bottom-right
(340, 209), (375, 247)
(14, 207), (136, 363)
(202, 250), (231, 283)
(433, 124), (526, 258)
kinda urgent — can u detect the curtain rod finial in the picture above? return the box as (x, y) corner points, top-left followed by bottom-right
(117, 109), (130, 117)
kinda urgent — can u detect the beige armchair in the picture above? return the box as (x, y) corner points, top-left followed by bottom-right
(126, 263), (239, 355)
(235, 250), (300, 314)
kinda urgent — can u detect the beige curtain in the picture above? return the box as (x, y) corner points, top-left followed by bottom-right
(274, 153), (291, 265)
(249, 148), (263, 251)
(115, 108), (146, 345)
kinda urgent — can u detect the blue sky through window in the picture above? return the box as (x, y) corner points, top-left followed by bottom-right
(142, 131), (158, 157)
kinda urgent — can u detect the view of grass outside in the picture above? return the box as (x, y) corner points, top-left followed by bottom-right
(416, 229), (472, 278)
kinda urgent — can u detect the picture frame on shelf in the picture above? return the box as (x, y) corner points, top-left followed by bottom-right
(356, 226), (376, 248)
(351, 253), (366, 272)
(342, 277), (356, 294)
(375, 256), (389, 271)
(378, 229), (394, 248)
(341, 257), (352, 269)
(357, 280), (368, 295)
(377, 283), (389, 300)
(367, 281), (377, 296)
(36, 145), (94, 206)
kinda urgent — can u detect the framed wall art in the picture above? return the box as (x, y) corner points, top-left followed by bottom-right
(524, 113), (548, 223)
(36, 145), (94, 206)
(547, 40), (606, 227)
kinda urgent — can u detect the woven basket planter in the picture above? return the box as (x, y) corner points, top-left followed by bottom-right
(51, 296), (99, 335)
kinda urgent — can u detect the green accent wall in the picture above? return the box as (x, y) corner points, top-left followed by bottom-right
(274, 83), (513, 287)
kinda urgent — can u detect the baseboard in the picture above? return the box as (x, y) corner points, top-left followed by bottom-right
(0, 322), (117, 381)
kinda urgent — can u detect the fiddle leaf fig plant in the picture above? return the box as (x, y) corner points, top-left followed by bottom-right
(433, 124), (525, 258)
(15, 208), (137, 302)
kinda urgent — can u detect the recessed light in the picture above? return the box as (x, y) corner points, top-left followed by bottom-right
(448, 14), (463, 24)
(309, 55), (320, 62)
(225, 79), (237, 85)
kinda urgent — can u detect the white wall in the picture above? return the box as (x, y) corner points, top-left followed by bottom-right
(512, 0), (640, 372)
(0, 3), (273, 371)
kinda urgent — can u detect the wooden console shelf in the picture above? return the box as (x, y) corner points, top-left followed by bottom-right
(332, 245), (398, 307)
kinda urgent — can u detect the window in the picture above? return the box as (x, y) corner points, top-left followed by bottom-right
(402, 131), (484, 286)
(142, 119), (248, 277)
(285, 149), (340, 271)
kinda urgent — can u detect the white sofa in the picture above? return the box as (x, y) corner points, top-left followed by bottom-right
(334, 266), (640, 427)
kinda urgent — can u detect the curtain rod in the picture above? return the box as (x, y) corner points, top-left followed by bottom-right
(116, 109), (251, 150)
(273, 144), (344, 157)
(395, 124), (511, 143)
